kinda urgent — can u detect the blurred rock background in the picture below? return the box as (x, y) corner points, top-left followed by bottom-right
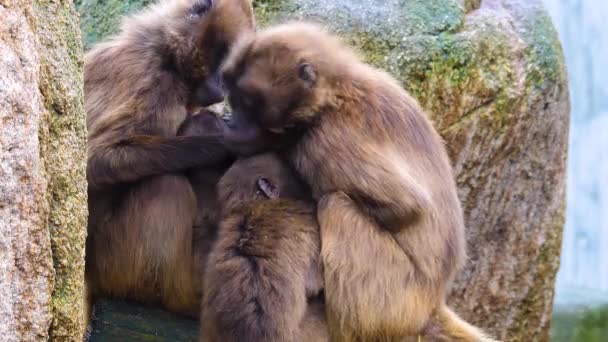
(543, 0), (608, 341)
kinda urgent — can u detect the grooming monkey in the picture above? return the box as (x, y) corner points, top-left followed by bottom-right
(85, 0), (254, 317)
(201, 153), (328, 342)
(220, 23), (497, 341)
(176, 110), (231, 256)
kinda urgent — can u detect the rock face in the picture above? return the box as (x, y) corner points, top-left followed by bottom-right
(76, 0), (569, 340)
(0, 0), (87, 340)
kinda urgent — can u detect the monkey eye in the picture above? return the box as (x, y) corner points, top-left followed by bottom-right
(257, 177), (280, 199)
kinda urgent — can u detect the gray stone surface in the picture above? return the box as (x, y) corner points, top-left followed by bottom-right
(0, 4), (53, 341)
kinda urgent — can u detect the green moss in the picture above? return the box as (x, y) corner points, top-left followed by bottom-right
(76, 0), (153, 48)
(399, 0), (464, 35)
(346, 31), (394, 69)
(508, 209), (565, 341)
(552, 306), (608, 342)
(390, 21), (519, 132)
(515, 5), (567, 89)
(254, 0), (464, 42)
(253, 0), (289, 26)
(573, 306), (608, 341)
(33, 0), (89, 339)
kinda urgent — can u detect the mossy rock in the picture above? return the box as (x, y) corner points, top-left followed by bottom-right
(75, 0), (155, 48)
(76, 0), (569, 340)
(2, 0), (87, 339)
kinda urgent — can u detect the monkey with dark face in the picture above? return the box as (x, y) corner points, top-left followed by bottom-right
(201, 153), (328, 342)
(220, 23), (497, 341)
(85, 0), (254, 317)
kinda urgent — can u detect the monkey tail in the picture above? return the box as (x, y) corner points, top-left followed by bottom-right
(423, 305), (500, 342)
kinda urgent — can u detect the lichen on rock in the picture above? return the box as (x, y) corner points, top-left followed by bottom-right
(75, 0), (155, 49)
(0, 0), (88, 340)
(33, 0), (88, 338)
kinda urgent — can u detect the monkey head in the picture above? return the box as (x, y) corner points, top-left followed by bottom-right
(217, 153), (309, 214)
(219, 23), (355, 154)
(160, 0), (255, 108)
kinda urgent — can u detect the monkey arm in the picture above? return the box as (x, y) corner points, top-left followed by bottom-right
(326, 147), (433, 232)
(87, 135), (233, 190)
(317, 192), (431, 338)
(297, 125), (432, 232)
(350, 178), (431, 233)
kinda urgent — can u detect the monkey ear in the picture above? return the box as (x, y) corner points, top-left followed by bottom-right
(257, 177), (280, 199)
(188, 0), (214, 18)
(298, 63), (316, 85)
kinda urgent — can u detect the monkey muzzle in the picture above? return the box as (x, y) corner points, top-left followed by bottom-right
(191, 73), (225, 108)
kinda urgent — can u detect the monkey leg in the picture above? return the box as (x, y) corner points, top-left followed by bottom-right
(317, 192), (438, 341)
(87, 174), (200, 316)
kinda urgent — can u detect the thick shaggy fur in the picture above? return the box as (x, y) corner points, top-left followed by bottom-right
(85, 0), (254, 317)
(201, 153), (328, 342)
(221, 23), (497, 341)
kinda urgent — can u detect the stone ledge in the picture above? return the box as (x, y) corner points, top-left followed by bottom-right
(88, 299), (198, 342)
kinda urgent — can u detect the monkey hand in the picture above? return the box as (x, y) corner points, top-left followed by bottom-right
(176, 109), (224, 137)
(219, 115), (276, 156)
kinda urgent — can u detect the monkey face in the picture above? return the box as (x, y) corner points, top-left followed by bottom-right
(171, 0), (255, 108)
(222, 56), (316, 131)
(217, 153), (308, 213)
(220, 29), (324, 153)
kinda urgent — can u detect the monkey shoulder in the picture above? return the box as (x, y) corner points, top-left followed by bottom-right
(219, 199), (317, 251)
(225, 199), (316, 232)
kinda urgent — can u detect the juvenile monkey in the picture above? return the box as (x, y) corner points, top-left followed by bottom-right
(85, 0), (254, 317)
(220, 23), (497, 341)
(201, 153), (328, 342)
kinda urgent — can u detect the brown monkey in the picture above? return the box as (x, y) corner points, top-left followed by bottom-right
(175, 110), (234, 281)
(85, 0), (254, 317)
(220, 23), (497, 341)
(201, 153), (328, 342)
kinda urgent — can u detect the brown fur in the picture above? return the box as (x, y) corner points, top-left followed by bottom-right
(85, 0), (254, 317)
(177, 110), (232, 238)
(201, 153), (328, 342)
(221, 23), (497, 341)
